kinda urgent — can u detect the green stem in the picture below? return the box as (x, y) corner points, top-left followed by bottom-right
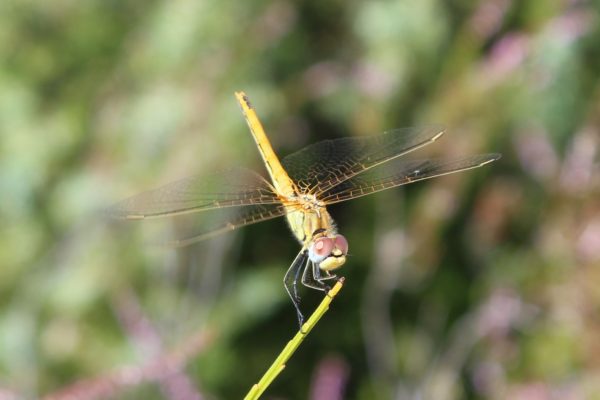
(244, 278), (345, 400)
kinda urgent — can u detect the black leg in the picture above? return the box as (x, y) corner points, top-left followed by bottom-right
(302, 261), (335, 291)
(313, 262), (337, 292)
(284, 250), (309, 327)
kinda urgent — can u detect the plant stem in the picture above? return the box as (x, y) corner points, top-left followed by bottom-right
(244, 278), (345, 400)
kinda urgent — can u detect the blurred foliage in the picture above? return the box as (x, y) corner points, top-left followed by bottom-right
(0, 0), (599, 399)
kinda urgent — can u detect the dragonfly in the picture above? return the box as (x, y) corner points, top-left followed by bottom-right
(109, 92), (500, 325)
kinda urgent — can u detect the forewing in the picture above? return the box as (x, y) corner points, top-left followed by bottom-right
(281, 126), (445, 196)
(107, 168), (280, 219)
(319, 153), (501, 204)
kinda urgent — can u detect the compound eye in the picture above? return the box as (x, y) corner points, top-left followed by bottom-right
(313, 237), (334, 258)
(334, 235), (349, 255)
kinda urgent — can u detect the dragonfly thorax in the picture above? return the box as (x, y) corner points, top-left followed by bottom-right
(282, 191), (348, 271)
(283, 192), (336, 244)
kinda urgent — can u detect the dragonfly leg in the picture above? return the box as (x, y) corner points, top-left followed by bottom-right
(302, 261), (335, 292)
(313, 263), (338, 283)
(284, 251), (309, 327)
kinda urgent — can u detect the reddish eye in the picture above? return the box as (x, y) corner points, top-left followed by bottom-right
(313, 237), (334, 257)
(334, 235), (348, 255)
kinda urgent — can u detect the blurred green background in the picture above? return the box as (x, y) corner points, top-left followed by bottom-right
(1, 0), (599, 399)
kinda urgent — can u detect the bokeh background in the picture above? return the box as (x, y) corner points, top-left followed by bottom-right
(1, 0), (599, 399)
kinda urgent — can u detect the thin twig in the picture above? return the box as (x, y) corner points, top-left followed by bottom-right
(244, 278), (345, 400)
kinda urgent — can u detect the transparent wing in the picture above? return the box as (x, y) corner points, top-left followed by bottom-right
(161, 203), (287, 247)
(107, 168), (281, 220)
(281, 126), (445, 196)
(319, 153), (501, 204)
(107, 168), (287, 245)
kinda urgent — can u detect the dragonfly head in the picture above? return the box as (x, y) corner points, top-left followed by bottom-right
(308, 235), (349, 272)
